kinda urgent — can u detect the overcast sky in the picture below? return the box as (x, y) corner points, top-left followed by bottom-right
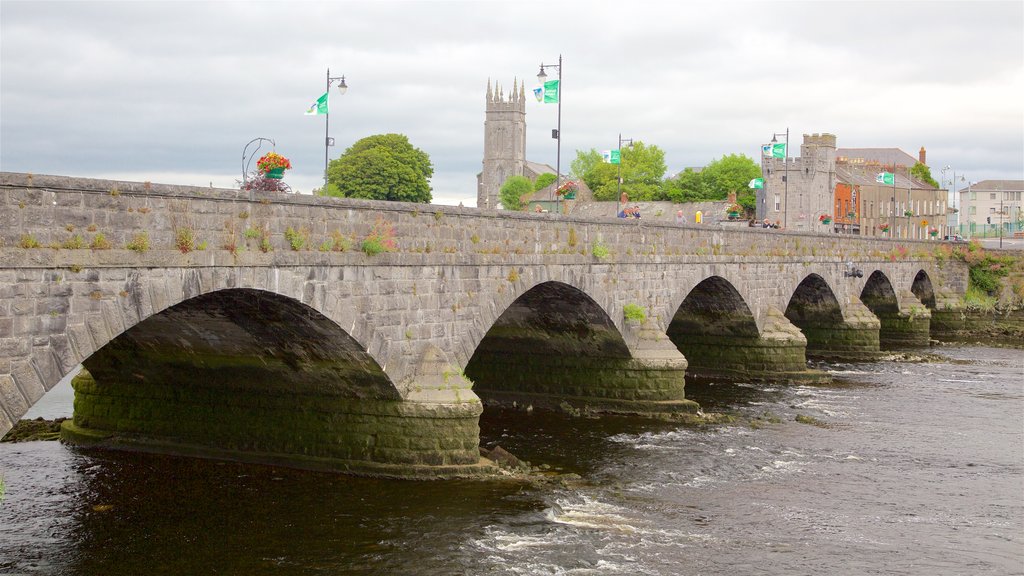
(2, 1), (1022, 205)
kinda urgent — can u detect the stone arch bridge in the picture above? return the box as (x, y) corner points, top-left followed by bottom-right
(0, 173), (967, 477)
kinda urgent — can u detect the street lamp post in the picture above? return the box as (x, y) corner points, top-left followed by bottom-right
(323, 68), (348, 188)
(537, 55), (562, 213)
(616, 134), (634, 217)
(770, 129), (789, 228)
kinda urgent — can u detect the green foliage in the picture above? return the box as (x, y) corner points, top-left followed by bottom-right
(698, 153), (761, 212)
(664, 154), (761, 212)
(313, 183), (341, 197)
(90, 233), (112, 250)
(534, 172), (557, 191)
(126, 232), (149, 253)
(18, 234), (40, 248)
(500, 175), (532, 211)
(591, 239), (610, 260)
(361, 218), (397, 255)
(61, 235), (86, 249)
(573, 142), (667, 201)
(325, 133), (432, 203)
(319, 230), (353, 252)
(244, 227), (261, 239)
(284, 226), (309, 251)
(910, 162), (940, 188)
(174, 227), (195, 253)
(623, 303), (646, 322)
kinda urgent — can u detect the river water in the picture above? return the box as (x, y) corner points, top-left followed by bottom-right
(1, 346), (1021, 575)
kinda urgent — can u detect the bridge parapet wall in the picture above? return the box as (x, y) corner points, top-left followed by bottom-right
(0, 173), (969, 439)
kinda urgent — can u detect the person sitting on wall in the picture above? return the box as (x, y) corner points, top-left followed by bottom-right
(675, 210), (685, 225)
(763, 218), (771, 228)
(631, 205), (641, 219)
(618, 207), (628, 218)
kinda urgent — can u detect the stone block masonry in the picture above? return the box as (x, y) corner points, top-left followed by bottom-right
(0, 172), (969, 477)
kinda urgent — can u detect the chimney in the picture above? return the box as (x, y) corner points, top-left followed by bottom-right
(919, 146), (926, 165)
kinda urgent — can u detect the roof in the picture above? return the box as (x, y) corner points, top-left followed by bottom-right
(835, 148), (918, 168)
(960, 179), (1024, 192)
(523, 160), (557, 178)
(836, 163), (934, 190)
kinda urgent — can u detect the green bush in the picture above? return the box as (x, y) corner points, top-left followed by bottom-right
(534, 172), (556, 191)
(126, 232), (150, 253)
(623, 303), (646, 322)
(500, 176), (532, 211)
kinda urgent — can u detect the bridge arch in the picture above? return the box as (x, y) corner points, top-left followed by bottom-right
(464, 278), (689, 413)
(911, 270), (937, 309)
(784, 273), (843, 353)
(80, 287), (400, 400)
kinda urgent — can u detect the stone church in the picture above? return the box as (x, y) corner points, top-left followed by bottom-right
(477, 79), (557, 209)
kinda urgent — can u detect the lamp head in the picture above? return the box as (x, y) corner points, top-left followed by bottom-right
(336, 76), (348, 95)
(537, 66), (547, 84)
(770, 134), (777, 143)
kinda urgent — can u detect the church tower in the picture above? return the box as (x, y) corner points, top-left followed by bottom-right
(478, 79), (526, 209)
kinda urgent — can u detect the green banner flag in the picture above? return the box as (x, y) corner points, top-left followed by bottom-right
(876, 172), (895, 185)
(543, 79), (559, 103)
(748, 178), (764, 189)
(771, 143), (786, 159)
(610, 149), (620, 164)
(305, 92), (328, 116)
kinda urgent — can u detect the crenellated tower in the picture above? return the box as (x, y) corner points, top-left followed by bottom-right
(478, 79), (527, 209)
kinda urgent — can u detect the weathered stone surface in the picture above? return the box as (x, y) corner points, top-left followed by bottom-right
(0, 173), (971, 475)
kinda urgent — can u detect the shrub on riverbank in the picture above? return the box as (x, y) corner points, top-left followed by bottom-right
(951, 242), (1023, 311)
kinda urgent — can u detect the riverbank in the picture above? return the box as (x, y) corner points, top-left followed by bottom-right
(0, 417), (67, 443)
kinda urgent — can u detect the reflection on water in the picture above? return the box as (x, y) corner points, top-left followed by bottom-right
(2, 346), (1021, 575)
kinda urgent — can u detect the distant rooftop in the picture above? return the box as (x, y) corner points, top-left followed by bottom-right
(836, 148), (918, 168)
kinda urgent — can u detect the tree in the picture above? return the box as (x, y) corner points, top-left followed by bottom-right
(534, 173), (556, 191)
(571, 142), (667, 201)
(910, 162), (939, 188)
(320, 133), (433, 203)
(663, 168), (708, 203)
(500, 175), (532, 211)
(698, 154), (761, 201)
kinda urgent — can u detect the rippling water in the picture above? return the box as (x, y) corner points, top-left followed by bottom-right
(2, 346), (1021, 575)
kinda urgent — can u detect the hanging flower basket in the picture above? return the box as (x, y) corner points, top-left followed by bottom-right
(928, 227), (939, 237)
(819, 214), (832, 225)
(257, 152), (292, 179)
(726, 203), (742, 220)
(904, 210), (914, 217)
(878, 223), (891, 232)
(556, 181), (578, 199)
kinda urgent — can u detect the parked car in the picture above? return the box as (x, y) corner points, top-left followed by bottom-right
(943, 234), (966, 243)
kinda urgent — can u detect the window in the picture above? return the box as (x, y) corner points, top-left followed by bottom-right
(970, 206), (977, 215)
(970, 191), (977, 200)
(774, 194), (780, 212)
(990, 193), (997, 200)
(990, 207), (996, 213)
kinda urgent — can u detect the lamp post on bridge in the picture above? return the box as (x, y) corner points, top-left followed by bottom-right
(537, 55), (563, 214)
(615, 134), (634, 217)
(319, 69), (348, 188)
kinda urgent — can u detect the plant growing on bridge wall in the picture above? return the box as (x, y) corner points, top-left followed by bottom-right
(361, 218), (397, 256)
(90, 233), (112, 250)
(623, 303), (646, 322)
(175, 227), (196, 253)
(126, 232), (150, 253)
(18, 234), (40, 249)
(61, 235), (85, 250)
(319, 230), (353, 252)
(285, 226), (309, 251)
